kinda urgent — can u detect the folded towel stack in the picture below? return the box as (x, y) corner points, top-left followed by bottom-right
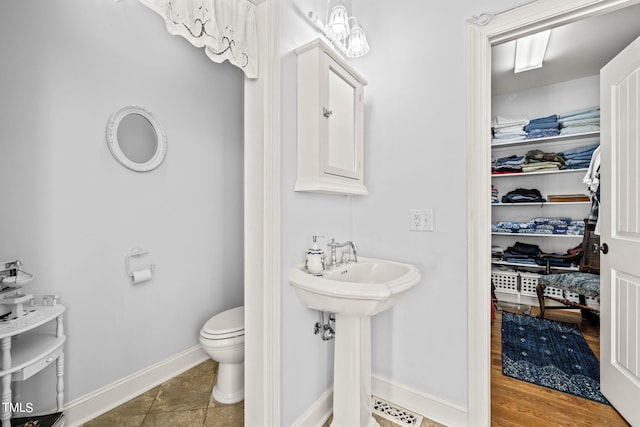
(492, 106), (600, 143)
(492, 116), (529, 143)
(558, 107), (600, 135)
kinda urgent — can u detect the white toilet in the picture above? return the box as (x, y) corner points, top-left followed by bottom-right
(199, 306), (244, 404)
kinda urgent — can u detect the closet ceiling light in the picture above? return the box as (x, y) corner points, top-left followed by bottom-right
(514, 30), (551, 73)
(307, 1), (370, 58)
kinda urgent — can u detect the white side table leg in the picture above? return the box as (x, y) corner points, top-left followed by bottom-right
(56, 352), (64, 411)
(12, 381), (20, 407)
(1, 337), (12, 427)
(56, 315), (64, 338)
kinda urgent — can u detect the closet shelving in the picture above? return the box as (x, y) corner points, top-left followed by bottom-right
(490, 130), (598, 148)
(491, 129), (599, 306)
(491, 232), (586, 238)
(492, 201), (589, 206)
(492, 167), (588, 178)
(491, 259), (578, 271)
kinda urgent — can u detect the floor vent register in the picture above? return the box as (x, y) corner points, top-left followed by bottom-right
(372, 397), (424, 427)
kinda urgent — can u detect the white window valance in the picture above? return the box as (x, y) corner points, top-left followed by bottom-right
(139, 0), (259, 78)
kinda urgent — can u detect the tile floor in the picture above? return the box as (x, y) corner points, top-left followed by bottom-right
(82, 359), (444, 427)
(81, 360), (242, 427)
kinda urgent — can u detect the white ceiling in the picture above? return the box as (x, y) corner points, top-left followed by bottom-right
(491, 4), (640, 95)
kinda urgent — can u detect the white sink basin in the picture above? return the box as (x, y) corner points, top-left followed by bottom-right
(1, 272), (33, 286)
(289, 256), (420, 316)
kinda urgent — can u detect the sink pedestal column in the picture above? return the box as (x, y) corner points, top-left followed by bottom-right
(331, 314), (379, 427)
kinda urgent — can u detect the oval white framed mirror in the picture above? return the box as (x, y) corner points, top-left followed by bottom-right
(106, 105), (167, 172)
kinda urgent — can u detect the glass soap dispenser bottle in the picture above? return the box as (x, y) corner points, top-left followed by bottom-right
(305, 235), (325, 275)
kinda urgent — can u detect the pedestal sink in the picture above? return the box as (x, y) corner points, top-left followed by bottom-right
(289, 257), (420, 427)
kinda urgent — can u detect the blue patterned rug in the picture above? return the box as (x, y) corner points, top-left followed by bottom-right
(501, 312), (609, 404)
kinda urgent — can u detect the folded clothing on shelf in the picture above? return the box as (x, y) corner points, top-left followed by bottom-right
(492, 241), (577, 268)
(492, 155), (524, 173)
(491, 245), (504, 259)
(502, 241), (542, 264)
(491, 116), (529, 143)
(562, 143), (599, 169)
(525, 114), (559, 139)
(522, 161), (563, 172)
(558, 107), (600, 135)
(492, 107), (600, 142)
(492, 217), (585, 235)
(525, 149), (565, 164)
(491, 185), (500, 204)
(500, 188), (546, 203)
(492, 143), (599, 174)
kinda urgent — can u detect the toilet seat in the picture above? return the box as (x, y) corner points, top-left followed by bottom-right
(201, 306), (244, 340)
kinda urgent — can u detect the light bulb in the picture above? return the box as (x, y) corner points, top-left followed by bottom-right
(326, 5), (350, 41)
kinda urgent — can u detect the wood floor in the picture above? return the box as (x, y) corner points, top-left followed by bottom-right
(491, 307), (631, 426)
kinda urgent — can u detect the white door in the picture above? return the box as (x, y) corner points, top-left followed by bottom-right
(600, 34), (640, 426)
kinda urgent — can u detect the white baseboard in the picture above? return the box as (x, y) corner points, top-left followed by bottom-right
(372, 375), (468, 427)
(290, 387), (333, 427)
(63, 346), (208, 427)
(291, 376), (468, 427)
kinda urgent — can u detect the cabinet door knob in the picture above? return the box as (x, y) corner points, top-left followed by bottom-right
(322, 107), (333, 118)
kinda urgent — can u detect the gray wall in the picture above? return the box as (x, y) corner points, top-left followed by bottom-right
(353, 0), (487, 405)
(0, 0), (243, 411)
(279, 1), (352, 422)
(280, 0), (522, 424)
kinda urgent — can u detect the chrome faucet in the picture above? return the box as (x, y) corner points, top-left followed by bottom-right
(327, 239), (358, 267)
(4, 260), (22, 269)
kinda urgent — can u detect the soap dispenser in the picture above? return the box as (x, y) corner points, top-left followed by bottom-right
(305, 235), (325, 276)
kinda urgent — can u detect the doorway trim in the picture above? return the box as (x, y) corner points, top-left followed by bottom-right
(244, 0), (282, 425)
(467, 0), (640, 425)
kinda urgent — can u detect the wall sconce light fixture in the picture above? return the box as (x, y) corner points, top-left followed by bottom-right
(308, 1), (370, 58)
(326, 4), (350, 41)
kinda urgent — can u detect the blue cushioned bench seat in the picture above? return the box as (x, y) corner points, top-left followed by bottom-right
(538, 272), (600, 298)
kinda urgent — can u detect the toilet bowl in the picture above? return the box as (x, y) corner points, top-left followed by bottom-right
(199, 306), (244, 404)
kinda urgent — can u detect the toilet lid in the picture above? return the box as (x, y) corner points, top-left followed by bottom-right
(202, 306), (244, 336)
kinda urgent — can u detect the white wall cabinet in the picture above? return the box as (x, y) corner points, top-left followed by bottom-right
(295, 39), (368, 195)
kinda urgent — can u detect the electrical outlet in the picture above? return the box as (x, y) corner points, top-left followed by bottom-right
(409, 210), (423, 230)
(409, 209), (434, 232)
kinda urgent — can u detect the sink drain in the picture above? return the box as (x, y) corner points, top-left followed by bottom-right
(372, 397), (424, 426)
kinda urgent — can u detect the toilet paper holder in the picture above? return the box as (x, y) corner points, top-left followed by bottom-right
(126, 248), (155, 283)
